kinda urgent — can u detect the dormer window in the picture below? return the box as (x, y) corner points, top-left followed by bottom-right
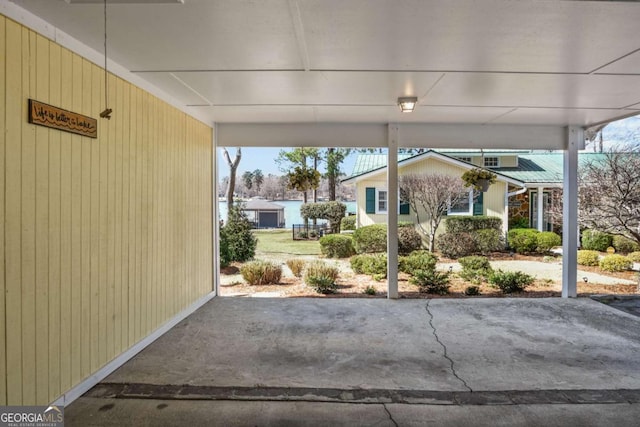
(483, 156), (500, 168)
(457, 156), (472, 163)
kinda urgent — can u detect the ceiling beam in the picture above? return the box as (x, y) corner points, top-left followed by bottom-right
(216, 122), (576, 150)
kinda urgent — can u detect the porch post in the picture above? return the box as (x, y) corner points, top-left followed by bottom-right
(562, 126), (582, 298)
(212, 124), (220, 296)
(537, 186), (545, 231)
(387, 124), (399, 299)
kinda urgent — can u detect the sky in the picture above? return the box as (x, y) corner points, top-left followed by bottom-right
(218, 114), (640, 179)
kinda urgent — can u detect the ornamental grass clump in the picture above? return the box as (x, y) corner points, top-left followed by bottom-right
(240, 261), (282, 286)
(286, 258), (307, 277)
(304, 261), (340, 294)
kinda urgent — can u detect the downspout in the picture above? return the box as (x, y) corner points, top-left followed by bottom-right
(505, 185), (527, 245)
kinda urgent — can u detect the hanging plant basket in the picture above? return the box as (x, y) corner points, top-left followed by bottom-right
(461, 168), (497, 192)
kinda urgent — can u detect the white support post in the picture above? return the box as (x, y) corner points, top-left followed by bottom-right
(387, 124), (399, 299)
(212, 125), (220, 296)
(537, 186), (545, 231)
(562, 126), (583, 298)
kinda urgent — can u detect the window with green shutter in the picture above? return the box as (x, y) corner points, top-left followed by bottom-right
(365, 187), (376, 214)
(399, 202), (410, 215)
(473, 192), (484, 216)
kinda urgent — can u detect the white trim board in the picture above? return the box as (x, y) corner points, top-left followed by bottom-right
(51, 291), (217, 407)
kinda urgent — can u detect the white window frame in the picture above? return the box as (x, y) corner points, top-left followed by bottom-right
(483, 156), (500, 168)
(447, 190), (474, 216)
(376, 188), (388, 214)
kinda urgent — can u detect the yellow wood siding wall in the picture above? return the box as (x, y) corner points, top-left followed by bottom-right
(0, 17), (213, 405)
(356, 158), (507, 231)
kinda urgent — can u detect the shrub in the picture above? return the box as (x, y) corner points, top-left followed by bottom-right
(219, 226), (231, 268)
(474, 229), (505, 254)
(304, 261), (340, 294)
(577, 250), (600, 266)
(363, 285), (376, 296)
(536, 231), (561, 253)
(240, 261), (282, 286)
(464, 285), (481, 296)
(411, 269), (451, 295)
(341, 216), (356, 231)
(286, 258), (306, 277)
(489, 270), (534, 293)
(599, 254), (632, 272)
(436, 232), (477, 259)
(398, 226), (423, 254)
(509, 216), (529, 229)
(508, 228), (539, 254)
(581, 230), (613, 252)
(627, 252), (640, 263)
(399, 250), (438, 276)
(445, 216), (502, 233)
(319, 234), (355, 258)
(301, 201), (347, 233)
(458, 256), (493, 282)
(613, 235), (640, 254)
(221, 205), (257, 263)
(353, 224), (387, 253)
(350, 254), (387, 277)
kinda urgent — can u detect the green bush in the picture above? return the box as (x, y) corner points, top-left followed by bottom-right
(353, 224), (387, 253)
(436, 232), (477, 259)
(627, 252), (640, 263)
(286, 258), (306, 277)
(301, 201), (347, 233)
(509, 216), (529, 229)
(221, 205), (258, 263)
(219, 226), (231, 268)
(599, 254), (632, 272)
(445, 216), (503, 233)
(363, 285), (376, 296)
(474, 229), (505, 254)
(536, 231), (561, 253)
(464, 285), (481, 296)
(319, 234), (355, 258)
(399, 250), (438, 276)
(304, 261), (340, 294)
(613, 235), (640, 254)
(581, 229), (613, 252)
(489, 270), (534, 293)
(350, 254), (387, 277)
(577, 250), (600, 266)
(411, 269), (451, 295)
(458, 256), (493, 282)
(508, 228), (539, 254)
(340, 216), (356, 231)
(240, 261), (282, 286)
(398, 226), (423, 254)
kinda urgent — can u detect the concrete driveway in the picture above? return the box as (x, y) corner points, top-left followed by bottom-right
(66, 297), (640, 426)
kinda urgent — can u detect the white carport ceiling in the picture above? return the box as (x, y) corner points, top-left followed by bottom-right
(8, 0), (640, 126)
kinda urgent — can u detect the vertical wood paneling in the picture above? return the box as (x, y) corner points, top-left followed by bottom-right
(21, 26), (37, 405)
(59, 46), (73, 394)
(0, 15), (7, 406)
(5, 18), (23, 405)
(47, 40), (62, 402)
(3, 18), (213, 405)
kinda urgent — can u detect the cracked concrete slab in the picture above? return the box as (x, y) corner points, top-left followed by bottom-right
(68, 297), (640, 425)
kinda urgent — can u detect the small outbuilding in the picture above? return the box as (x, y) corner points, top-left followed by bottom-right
(242, 198), (286, 229)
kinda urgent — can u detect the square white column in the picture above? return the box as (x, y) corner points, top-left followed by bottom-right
(562, 126), (583, 298)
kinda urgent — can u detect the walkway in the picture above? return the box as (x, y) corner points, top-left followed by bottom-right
(66, 297), (640, 426)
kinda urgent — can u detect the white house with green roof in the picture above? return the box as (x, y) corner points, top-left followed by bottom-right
(343, 150), (594, 234)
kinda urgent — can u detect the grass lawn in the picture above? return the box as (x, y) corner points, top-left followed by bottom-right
(253, 229), (321, 256)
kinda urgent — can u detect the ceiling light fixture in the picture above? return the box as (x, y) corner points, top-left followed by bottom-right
(397, 97), (418, 113)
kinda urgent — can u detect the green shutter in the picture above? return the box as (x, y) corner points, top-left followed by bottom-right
(399, 202), (410, 215)
(365, 187), (376, 214)
(473, 192), (483, 216)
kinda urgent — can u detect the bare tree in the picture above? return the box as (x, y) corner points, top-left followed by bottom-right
(579, 151), (640, 244)
(222, 147), (241, 221)
(400, 173), (469, 252)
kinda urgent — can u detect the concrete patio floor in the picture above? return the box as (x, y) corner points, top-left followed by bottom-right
(66, 297), (640, 426)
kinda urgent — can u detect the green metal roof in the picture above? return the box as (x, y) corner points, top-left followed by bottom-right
(347, 151), (612, 185)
